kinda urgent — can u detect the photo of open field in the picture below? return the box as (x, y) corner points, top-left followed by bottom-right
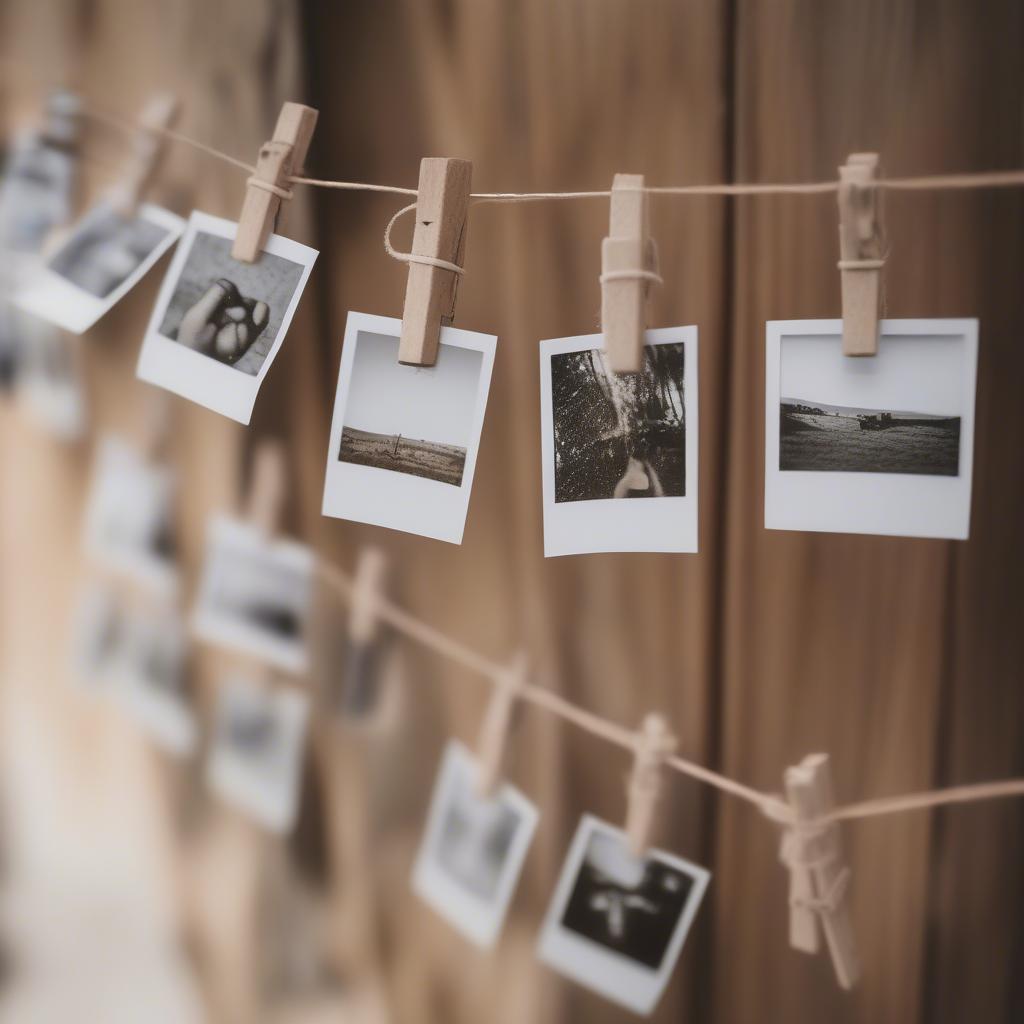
(780, 399), (961, 475)
(339, 426), (467, 486)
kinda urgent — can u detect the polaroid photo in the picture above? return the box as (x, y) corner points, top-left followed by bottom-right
(207, 677), (310, 833)
(14, 201), (185, 334)
(412, 740), (539, 948)
(136, 211), (317, 424)
(83, 435), (178, 597)
(537, 815), (710, 1015)
(765, 319), (978, 539)
(540, 327), (698, 556)
(322, 311), (496, 544)
(192, 515), (315, 675)
(70, 584), (124, 693)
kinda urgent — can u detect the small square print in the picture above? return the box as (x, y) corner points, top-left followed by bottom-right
(540, 327), (698, 556)
(15, 201), (185, 333)
(82, 435), (179, 597)
(322, 311), (496, 545)
(537, 814), (710, 1016)
(765, 319), (978, 539)
(192, 516), (315, 675)
(206, 677), (310, 833)
(136, 211), (317, 424)
(412, 740), (538, 948)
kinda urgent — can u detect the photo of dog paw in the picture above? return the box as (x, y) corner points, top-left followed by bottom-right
(178, 278), (269, 364)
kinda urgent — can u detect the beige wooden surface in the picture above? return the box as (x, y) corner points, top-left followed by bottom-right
(1, 1), (1022, 1022)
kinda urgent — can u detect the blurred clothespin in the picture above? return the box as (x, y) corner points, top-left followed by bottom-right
(110, 93), (180, 217)
(245, 439), (287, 537)
(601, 173), (660, 374)
(232, 102), (319, 263)
(624, 713), (676, 857)
(780, 753), (860, 989)
(348, 546), (388, 648)
(837, 152), (885, 356)
(397, 157), (473, 366)
(474, 652), (528, 798)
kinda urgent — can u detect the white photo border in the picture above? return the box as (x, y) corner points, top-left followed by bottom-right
(411, 740), (539, 948)
(765, 318), (978, 539)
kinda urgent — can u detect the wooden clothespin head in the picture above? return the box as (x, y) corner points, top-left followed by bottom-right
(111, 93), (180, 217)
(397, 157), (473, 367)
(601, 173), (660, 374)
(624, 713), (676, 857)
(781, 753), (860, 990)
(837, 153), (885, 357)
(231, 102), (319, 263)
(245, 439), (287, 537)
(348, 546), (389, 648)
(474, 652), (528, 799)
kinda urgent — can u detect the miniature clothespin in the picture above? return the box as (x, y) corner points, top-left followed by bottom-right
(474, 652), (528, 798)
(245, 439), (287, 537)
(780, 753), (860, 989)
(231, 102), (319, 263)
(601, 173), (660, 374)
(110, 93), (180, 217)
(837, 153), (885, 357)
(624, 713), (676, 857)
(348, 546), (389, 648)
(397, 157), (473, 367)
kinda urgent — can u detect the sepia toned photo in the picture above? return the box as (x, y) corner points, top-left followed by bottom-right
(540, 327), (699, 556)
(15, 201), (184, 334)
(412, 741), (538, 948)
(192, 516), (315, 674)
(137, 211), (317, 424)
(323, 312), (496, 544)
(765, 320), (978, 539)
(537, 815), (710, 1015)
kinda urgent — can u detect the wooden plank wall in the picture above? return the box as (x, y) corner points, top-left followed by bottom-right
(0, 1), (1021, 1022)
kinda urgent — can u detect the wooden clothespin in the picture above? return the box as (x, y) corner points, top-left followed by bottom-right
(231, 102), (319, 263)
(245, 439), (287, 537)
(397, 157), (473, 367)
(624, 713), (676, 857)
(474, 653), (528, 798)
(348, 546), (388, 648)
(837, 152), (885, 357)
(110, 93), (180, 217)
(781, 753), (860, 989)
(601, 173), (660, 374)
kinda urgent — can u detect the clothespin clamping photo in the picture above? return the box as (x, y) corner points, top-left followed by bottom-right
(780, 753), (860, 989)
(474, 652), (528, 798)
(232, 102), (319, 263)
(837, 152), (885, 357)
(245, 438), (287, 538)
(601, 173), (661, 374)
(624, 713), (676, 857)
(397, 157), (473, 367)
(110, 93), (180, 217)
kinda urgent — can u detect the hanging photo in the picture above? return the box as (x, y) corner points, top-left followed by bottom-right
(765, 319), (978, 539)
(17, 322), (88, 440)
(136, 211), (317, 424)
(15, 201), (185, 334)
(192, 516), (315, 674)
(70, 584), (123, 692)
(83, 435), (178, 596)
(537, 814), (709, 1015)
(322, 311), (496, 545)
(206, 677), (310, 833)
(539, 327), (698, 556)
(412, 740), (538, 948)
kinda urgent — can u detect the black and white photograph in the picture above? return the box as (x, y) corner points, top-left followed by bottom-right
(322, 311), (496, 544)
(540, 326), (698, 556)
(206, 677), (310, 833)
(136, 211), (317, 424)
(192, 516), (315, 674)
(83, 435), (179, 596)
(537, 814), (710, 1015)
(765, 319), (978, 539)
(15, 201), (184, 333)
(412, 741), (538, 948)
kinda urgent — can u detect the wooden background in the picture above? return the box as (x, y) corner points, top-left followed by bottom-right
(1, 1), (1022, 1021)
